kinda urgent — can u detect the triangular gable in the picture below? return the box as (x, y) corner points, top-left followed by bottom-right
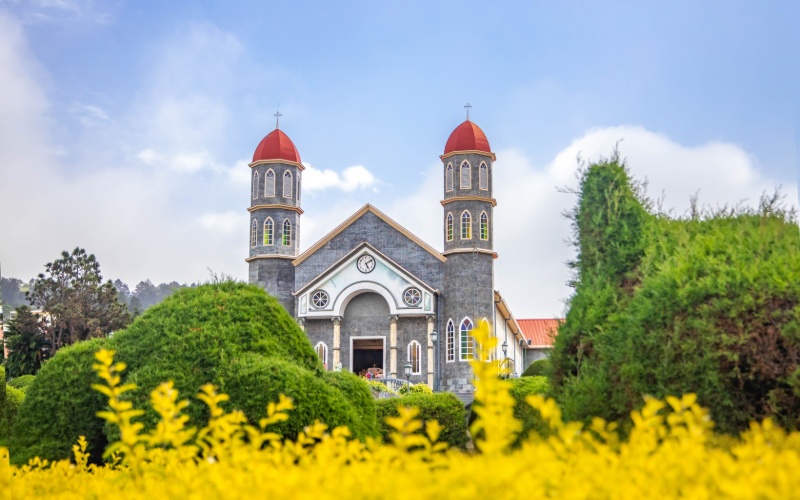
(292, 204), (445, 266)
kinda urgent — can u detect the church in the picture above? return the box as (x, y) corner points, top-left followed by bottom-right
(245, 114), (557, 400)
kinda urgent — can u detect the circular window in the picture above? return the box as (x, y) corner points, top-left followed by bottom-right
(403, 287), (422, 307)
(311, 290), (329, 309)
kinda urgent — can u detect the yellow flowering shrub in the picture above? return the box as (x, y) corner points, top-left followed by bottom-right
(2, 322), (800, 498)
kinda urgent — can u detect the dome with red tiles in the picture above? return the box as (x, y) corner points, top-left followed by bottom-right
(444, 120), (491, 155)
(252, 128), (301, 164)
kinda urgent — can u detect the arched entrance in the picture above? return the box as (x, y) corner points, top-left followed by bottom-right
(343, 292), (390, 376)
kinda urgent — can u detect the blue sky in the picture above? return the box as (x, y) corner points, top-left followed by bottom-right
(0, 1), (797, 318)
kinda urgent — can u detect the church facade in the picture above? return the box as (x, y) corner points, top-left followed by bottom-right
(246, 117), (543, 400)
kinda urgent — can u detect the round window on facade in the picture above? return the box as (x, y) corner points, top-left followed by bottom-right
(311, 290), (329, 309)
(403, 287), (422, 307)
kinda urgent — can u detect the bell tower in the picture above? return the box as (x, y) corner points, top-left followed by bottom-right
(246, 118), (303, 314)
(440, 108), (497, 395)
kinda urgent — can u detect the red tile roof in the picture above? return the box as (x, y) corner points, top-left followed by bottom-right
(444, 120), (491, 154)
(252, 128), (301, 163)
(517, 319), (562, 347)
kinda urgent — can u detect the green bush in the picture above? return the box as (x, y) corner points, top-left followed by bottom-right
(398, 383), (433, 395)
(550, 155), (800, 433)
(521, 359), (550, 378)
(376, 393), (467, 449)
(1, 386), (25, 446)
(7, 375), (35, 393)
(10, 283), (374, 464)
(509, 376), (551, 446)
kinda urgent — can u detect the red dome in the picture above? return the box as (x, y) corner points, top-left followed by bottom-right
(252, 129), (301, 163)
(444, 120), (491, 155)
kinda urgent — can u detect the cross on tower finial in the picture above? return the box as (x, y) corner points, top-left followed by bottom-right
(274, 106), (282, 130)
(464, 102), (472, 120)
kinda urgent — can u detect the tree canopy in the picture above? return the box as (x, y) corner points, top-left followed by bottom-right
(4, 306), (49, 378)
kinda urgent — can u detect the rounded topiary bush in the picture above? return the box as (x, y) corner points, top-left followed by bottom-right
(7, 375), (35, 393)
(10, 282), (371, 463)
(509, 376), (551, 446)
(522, 359), (550, 378)
(376, 393), (467, 449)
(321, 371), (378, 438)
(1, 385), (24, 445)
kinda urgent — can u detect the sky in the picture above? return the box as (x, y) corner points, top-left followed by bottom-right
(0, 0), (797, 319)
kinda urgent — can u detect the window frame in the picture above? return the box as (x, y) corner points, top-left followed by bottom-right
(252, 171), (260, 199)
(459, 318), (474, 361)
(479, 162), (488, 191)
(461, 210), (472, 240)
(408, 340), (422, 374)
(446, 163), (454, 192)
(446, 213), (454, 242)
(250, 219), (257, 247)
(460, 161), (471, 189)
(263, 217), (274, 245)
(282, 219), (292, 246)
(315, 342), (328, 369)
(480, 211), (489, 241)
(283, 170), (293, 198)
(264, 169), (275, 197)
(446, 320), (455, 362)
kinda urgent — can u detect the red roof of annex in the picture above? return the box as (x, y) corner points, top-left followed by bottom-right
(517, 319), (562, 347)
(444, 120), (491, 155)
(252, 128), (302, 164)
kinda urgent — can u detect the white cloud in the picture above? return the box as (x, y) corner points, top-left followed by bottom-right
(303, 164), (377, 193)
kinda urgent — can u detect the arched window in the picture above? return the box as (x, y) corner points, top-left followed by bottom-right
(446, 164), (454, 192)
(446, 320), (455, 362)
(282, 219), (292, 246)
(461, 211), (472, 239)
(460, 318), (474, 361)
(263, 218), (274, 245)
(315, 342), (328, 369)
(250, 219), (257, 247)
(460, 161), (471, 189)
(283, 171), (293, 198)
(296, 172), (301, 202)
(446, 213), (454, 241)
(252, 171), (260, 199)
(479, 163), (488, 190)
(408, 340), (421, 374)
(264, 169), (275, 197)
(480, 211), (489, 240)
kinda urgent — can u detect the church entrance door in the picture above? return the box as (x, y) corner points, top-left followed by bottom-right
(351, 337), (385, 377)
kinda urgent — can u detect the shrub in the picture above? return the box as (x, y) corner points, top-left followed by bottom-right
(365, 379), (395, 397)
(9, 283), (371, 463)
(7, 375), (35, 393)
(522, 359), (550, 377)
(1, 385), (25, 445)
(376, 393), (467, 448)
(509, 376), (551, 446)
(398, 383), (433, 395)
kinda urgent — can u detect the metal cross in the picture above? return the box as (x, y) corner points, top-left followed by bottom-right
(274, 109), (282, 129)
(464, 102), (472, 120)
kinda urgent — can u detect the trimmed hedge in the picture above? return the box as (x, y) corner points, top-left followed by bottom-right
(10, 283), (377, 464)
(376, 393), (467, 449)
(7, 375), (35, 393)
(509, 376), (551, 446)
(1, 386), (25, 446)
(521, 359), (550, 378)
(399, 383), (433, 395)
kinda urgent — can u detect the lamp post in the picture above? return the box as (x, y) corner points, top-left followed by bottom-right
(429, 330), (438, 391)
(403, 362), (412, 386)
(501, 340), (509, 379)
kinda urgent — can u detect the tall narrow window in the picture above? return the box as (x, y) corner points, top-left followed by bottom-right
(263, 218), (274, 245)
(446, 320), (455, 362)
(479, 163), (488, 190)
(250, 219), (257, 247)
(446, 213), (454, 241)
(408, 340), (421, 374)
(480, 212), (489, 240)
(460, 161), (471, 189)
(283, 171), (293, 198)
(264, 169), (275, 197)
(252, 171), (260, 199)
(315, 342), (328, 369)
(446, 164), (454, 192)
(282, 219), (292, 246)
(460, 318), (474, 361)
(461, 211), (472, 239)
(296, 172), (301, 202)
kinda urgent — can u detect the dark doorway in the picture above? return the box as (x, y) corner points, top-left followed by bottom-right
(352, 338), (384, 375)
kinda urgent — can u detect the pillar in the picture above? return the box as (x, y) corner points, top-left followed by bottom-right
(332, 316), (341, 369)
(390, 315), (398, 377)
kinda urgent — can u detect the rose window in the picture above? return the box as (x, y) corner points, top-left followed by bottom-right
(311, 290), (329, 309)
(403, 287), (422, 307)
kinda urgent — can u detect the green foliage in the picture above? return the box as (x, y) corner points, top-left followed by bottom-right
(508, 376), (551, 446)
(551, 155), (800, 433)
(10, 283), (373, 463)
(7, 375), (35, 392)
(375, 393), (467, 449)
(4, 306), (49, 377)
(0, 366), (5, 423)
(0, 386), (24, 445)
(521, 358), (550, 378)
(398, 383), (433, 395)
(366, 379), (395, 396)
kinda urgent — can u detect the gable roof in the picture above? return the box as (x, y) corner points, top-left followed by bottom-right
(292, 204), (446, 266)
(518, 318), (562, 348)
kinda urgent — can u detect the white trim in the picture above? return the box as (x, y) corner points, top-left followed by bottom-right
(459, 316), (474, 361)
(250, 219), (257, 247)
(445, 319), (455, 363)
(315, 341), (328, 369)
(349, 336), (386, 373)
(460, 160), (471, 189)
(408, 340), (422, 374)
(252, 170), (260, 199)
(460, 210), (472, 240)
(263, 217), (274, 245)
(264, 169), (275, 197)
(479, 162), (488, 191)
(479, 211), (489, 241)
(446, 212), (454, 242)
(445, 163), (454, 192)
(282, 218), (292, 246)
(331, 282), (398, 317)
(283, 170), (293, 198)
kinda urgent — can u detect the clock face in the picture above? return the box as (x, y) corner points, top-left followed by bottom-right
(357, 255), (376, 273)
